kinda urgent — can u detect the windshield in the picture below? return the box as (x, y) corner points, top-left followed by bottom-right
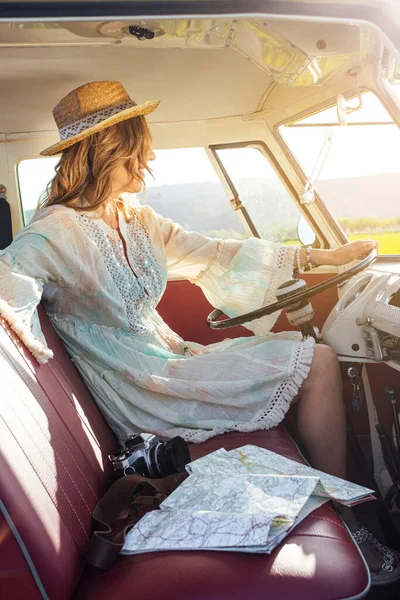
(279, 92), (400, 254)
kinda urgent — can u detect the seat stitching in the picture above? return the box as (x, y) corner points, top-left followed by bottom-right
(5, 318), (101, 499)
(326, 505), (340, 515)
(8, 383), (94, 516)
(2, 348), (92, 540)
(289, 532), (353, 545)
(1, 335), (98, 508)
(1, 410), (89, 543)
(305, 514), (347, 532)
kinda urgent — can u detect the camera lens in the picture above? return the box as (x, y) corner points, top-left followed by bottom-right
(153, 436), (191, 477)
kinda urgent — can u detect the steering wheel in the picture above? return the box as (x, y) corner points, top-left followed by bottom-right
(207, 249), (377, 330)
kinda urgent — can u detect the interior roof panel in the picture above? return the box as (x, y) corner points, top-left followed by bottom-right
(0, 0), (398, 52)
(0, 46), (273, 132)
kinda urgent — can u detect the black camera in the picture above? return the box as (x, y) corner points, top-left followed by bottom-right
(109, 433), (191, 479)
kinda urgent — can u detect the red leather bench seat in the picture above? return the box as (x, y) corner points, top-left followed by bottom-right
(0, 309), (370, 600)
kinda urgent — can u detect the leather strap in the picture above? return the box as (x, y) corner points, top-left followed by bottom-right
(86, 472), (187, 569)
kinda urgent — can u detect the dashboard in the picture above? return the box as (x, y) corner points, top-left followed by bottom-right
(322, 264), (400, 366)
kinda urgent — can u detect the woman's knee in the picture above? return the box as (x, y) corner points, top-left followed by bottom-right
(305, 344), (341, 388)
(313, 343), (339, 365)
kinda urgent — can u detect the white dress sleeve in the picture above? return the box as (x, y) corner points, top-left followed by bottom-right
(150, 208), (296, 335)
(0, 227), (56, 363)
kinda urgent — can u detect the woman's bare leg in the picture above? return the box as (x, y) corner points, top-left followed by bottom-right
(296, 343), (384, 570)
(297, 344), (347, 479)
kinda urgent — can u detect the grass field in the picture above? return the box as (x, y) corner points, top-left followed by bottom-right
(348, 231), (400, 255)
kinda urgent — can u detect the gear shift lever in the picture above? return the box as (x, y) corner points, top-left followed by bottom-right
(276, 279), (317, 340)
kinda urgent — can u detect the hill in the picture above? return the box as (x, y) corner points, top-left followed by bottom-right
(23, 172), (399, 241)
(144, 171), (400, 239)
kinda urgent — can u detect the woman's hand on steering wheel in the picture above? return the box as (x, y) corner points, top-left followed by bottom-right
(327, 240), (378, 266)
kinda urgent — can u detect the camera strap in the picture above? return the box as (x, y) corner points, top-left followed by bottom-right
(85, 472), (187, 570)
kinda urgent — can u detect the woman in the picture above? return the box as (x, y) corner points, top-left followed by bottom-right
(0, 81), (398, 582)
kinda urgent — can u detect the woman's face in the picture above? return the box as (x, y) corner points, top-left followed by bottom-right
(111, 149), (156, 195)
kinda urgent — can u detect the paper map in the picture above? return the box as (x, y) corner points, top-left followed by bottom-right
(122, 445), (374, 556)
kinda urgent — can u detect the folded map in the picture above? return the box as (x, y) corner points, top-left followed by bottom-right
(122, 445), (374, 556)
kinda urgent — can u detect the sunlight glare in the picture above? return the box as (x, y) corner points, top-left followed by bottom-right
(274, 543), (317, 578)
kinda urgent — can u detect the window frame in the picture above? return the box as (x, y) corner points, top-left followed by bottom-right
(274, 89), (400, 259)
(209, 140), (327, 248)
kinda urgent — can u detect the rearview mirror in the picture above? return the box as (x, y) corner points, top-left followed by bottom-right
(297, 216), (316, 247)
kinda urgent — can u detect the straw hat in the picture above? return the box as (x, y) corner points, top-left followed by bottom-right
(41, 81), (160, 156)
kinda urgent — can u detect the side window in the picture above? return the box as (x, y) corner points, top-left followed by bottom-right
(139, 147), (246, 239)
(279, 92), (400, 254)
(17, 157), (58, 225)
(213, 146), (307, 245)
(17, 146), (305, 247)
(17, 150), (245, 239)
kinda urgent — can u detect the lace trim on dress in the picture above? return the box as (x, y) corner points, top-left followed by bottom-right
(0, 297), (54, 363)
(252, 335), (314, 426)
(124, 215), (165, 299)
(76, 213), (164, 338)
(177, 336), (315, 444)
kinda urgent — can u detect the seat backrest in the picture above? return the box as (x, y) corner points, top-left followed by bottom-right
(0, 307), (116, 600)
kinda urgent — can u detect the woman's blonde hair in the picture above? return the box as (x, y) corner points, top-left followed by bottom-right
(39, 115), (152, 220)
